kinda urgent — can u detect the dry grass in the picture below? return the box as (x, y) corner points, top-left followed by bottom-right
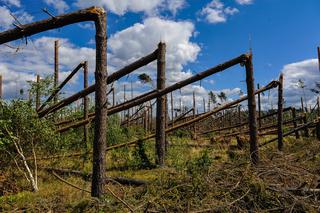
(1, 136), (320, 212)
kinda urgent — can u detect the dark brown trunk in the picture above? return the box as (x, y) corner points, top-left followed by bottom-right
(301, 97), (304, 113)
(277, 74), (284, 151)
(0, 75), (2, 99)
(155, 42), (166, 166)
(171, 92), (174, 126)
(36, 75), (40, 110)
(83, 61), (89, 146)
(91, 9), (107, 198)
(245, 54), (259, 165)
(318, 47), (320, 72)
(303, 114), (309, 137)
(54, 40), (59, 104)
(291, 107), (300, 139)
(257, 83), (262, 128)
(192, 91), (197, 139)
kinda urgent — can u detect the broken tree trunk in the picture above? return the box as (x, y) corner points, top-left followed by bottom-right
(91, 9), (107, 198)
(301, 97), (304, 113)
(291, 107), (300, 139)
(171, 92), (174, 126)
(257, 83), (262, 128)
(244, 54), (259, 165)
(36, 75), (40, 110)
(277, 73), (284, 151)
(54, 40), (59, 104)
(303, 114), (309, 137)
(318, 46), (320, 72)
(0, 74), (2, 99)
(83, 61), (89, 146)
(155, 42), (166, 166)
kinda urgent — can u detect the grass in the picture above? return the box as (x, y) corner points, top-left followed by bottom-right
(1, 135), (320, 212)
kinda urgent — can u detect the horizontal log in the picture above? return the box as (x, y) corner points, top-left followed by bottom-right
(201, 107), (293, 135)
(38, 49), (158, 117)
(55, 54), (249, 132)
(41, 167), (147, 186)
(222, 116), (304, 138)
(259, 121), (314, 147)
(0, 7), (104, 45)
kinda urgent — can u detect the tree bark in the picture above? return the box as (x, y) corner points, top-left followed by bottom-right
(36, 75), (40, 110)
(54, 40), (59, 104)
(245, 54), (259, 165)
(155, 42), (166, 166)
(83, 61), (89, 146)
(277, 73), (284, 151)
(91, 10), (107, 198)
(257, 84), (261, 128)
(291, 107), (300, 139)
(0, 75), (2, 99)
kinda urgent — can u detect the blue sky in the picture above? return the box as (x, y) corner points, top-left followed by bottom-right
(0, 0), (319, 111)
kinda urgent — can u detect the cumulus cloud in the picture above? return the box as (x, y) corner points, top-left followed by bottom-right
(281, 58), (319, 108)
(108, 17), (200, 84)
(0, 37), (96, 99)
(43, 0), (69, 14)
(200, 0), (239, 24)
(0, 6), (33, 30)
(74, 0), (185, 16)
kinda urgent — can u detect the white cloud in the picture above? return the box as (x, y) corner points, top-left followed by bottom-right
(0, 6), (34, 30)
(108, 17), (200, 84)
(1, 0), (21, 7)
(281, 58), (319, 108)
(235, 0), (253, 5)
(74, 0), (185, 16)
(43, 0), (69, 14)
(200, 0), (239, 24)
(167, 0), (185, 15)
(0, 37), (96, 99)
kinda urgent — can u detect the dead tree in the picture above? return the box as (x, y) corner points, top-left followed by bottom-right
(318, 46), (320, 72)
(301, 97), (304, 113)
(291, 107), (300, 139)
(155, 42), (166, 166)
(54, 40), (59, 104)
(36, 75), (40, 110)
(83, 61), (89, 146)
(192, 91), (196, 139)
(257, 83), (262, 128)
(0, 74), (2, 99)
(170, 92), (174, 126)
(244, 54), (259, 165)
(277, 73), (284, 151)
